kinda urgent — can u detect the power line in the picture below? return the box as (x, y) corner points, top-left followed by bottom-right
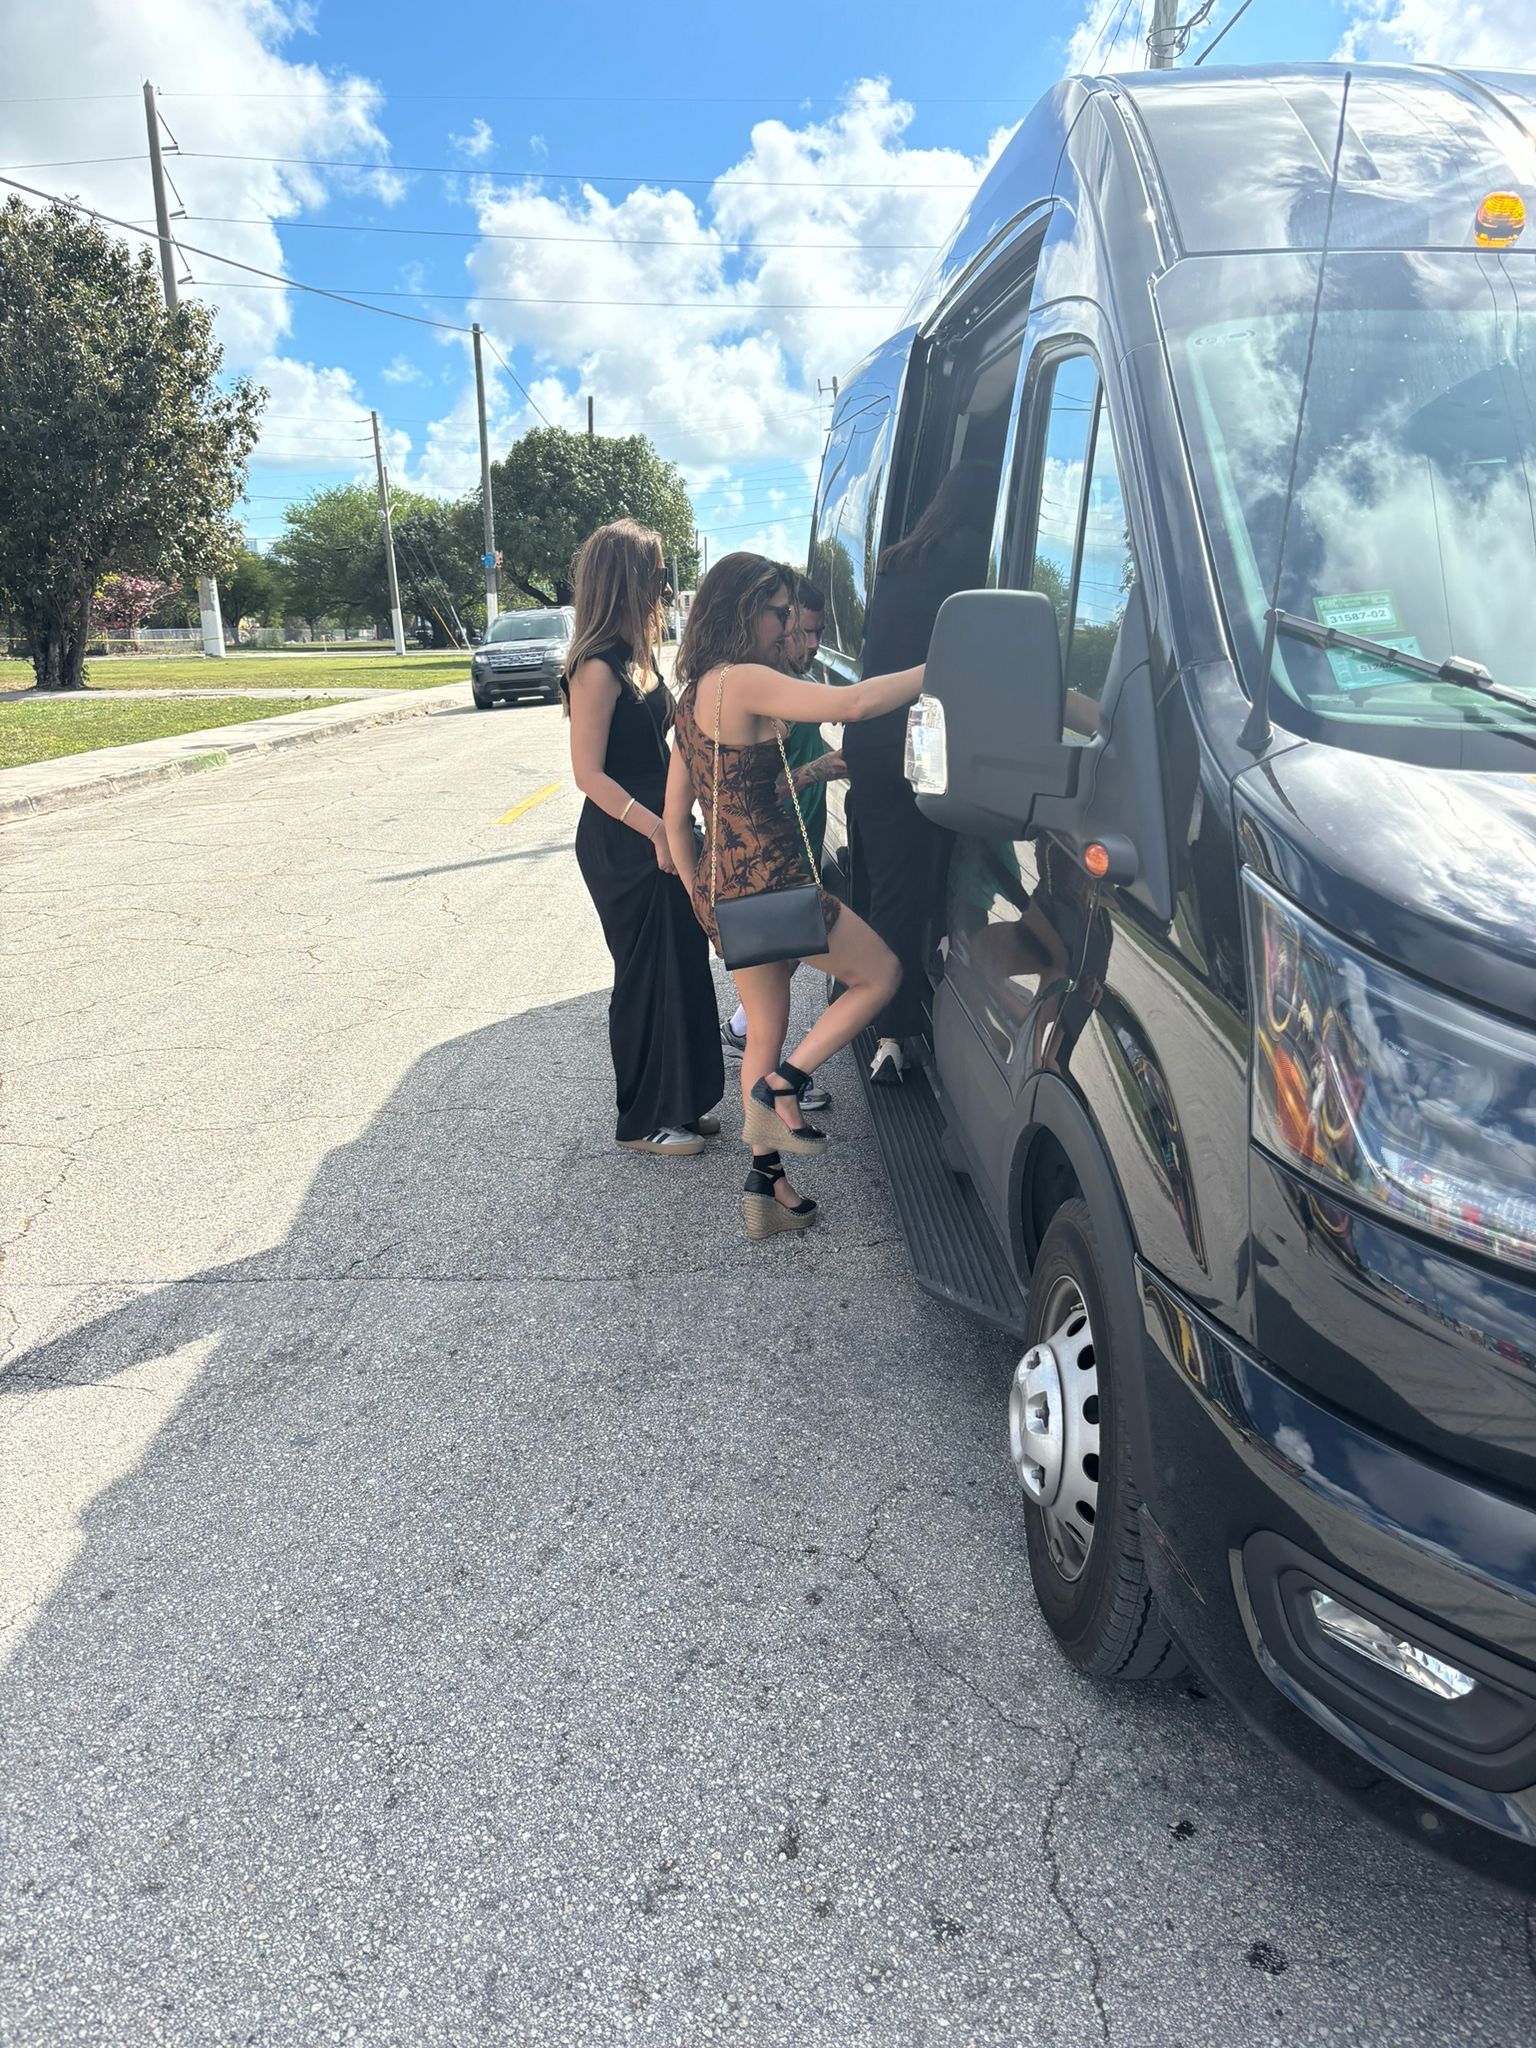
(163, 213), (945, 253)
(0, 173), (475, 334)
(1193, 0), (1259, 62)
(479, 331), (552, 429)
(177, 149), (980, 192)
(154, 89), (1031, 106)
(700, 510), (814, 534)
(196, 277), (906, 310)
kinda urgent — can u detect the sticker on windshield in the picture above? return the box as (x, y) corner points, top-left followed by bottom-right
(1314, 591), (1423, 693)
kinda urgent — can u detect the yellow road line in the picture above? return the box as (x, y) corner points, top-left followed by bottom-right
(496, 782), (562, 825)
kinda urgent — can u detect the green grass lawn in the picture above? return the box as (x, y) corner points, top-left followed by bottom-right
(0, 650), (466, 693)
(0, 694), (343, 770)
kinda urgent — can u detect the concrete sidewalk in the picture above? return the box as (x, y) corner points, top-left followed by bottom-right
(0, 683), (466, 822)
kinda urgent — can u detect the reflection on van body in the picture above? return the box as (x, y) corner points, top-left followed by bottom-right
(810, 61), (1536, 1882)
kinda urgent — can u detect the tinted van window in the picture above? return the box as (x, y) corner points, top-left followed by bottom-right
(811, 399), (891, 659)
(1022, 355), (1135, 741)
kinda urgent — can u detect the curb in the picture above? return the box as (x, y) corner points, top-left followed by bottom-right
(0, 687), (465, 823)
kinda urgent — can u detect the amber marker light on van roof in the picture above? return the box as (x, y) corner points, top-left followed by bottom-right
(1084, 843), (1111, 878)
(1475, 192), (1526, 247)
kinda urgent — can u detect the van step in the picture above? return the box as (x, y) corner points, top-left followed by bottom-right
(854, 1028), (1028, 1335)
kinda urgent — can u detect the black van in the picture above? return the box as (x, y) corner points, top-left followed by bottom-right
(809, 63), (1536, 1878)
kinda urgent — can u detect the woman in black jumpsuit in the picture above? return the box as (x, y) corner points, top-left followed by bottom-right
(843, 461), (993, 1082)
(565, 521), (723, 1153)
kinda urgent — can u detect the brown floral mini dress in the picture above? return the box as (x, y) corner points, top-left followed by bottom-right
(673, 676), (843, 956)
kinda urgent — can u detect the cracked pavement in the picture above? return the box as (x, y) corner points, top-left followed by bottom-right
(1, 700), (1532, 2046)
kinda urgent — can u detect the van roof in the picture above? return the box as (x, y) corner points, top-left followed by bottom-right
(1116, 64), (1536, 255)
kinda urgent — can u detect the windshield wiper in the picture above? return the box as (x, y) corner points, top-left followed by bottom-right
(1269, 609), (1536, 722)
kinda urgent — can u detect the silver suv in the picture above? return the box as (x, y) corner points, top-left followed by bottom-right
(470, 607), (574, 708)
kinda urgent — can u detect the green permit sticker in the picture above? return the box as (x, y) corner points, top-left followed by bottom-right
(1313, 591), (1423, 694)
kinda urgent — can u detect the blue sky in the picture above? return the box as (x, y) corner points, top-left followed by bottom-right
(1, 0), (1514, 566)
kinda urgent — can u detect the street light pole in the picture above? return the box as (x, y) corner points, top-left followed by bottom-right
(371, 410), (407, 657)
(144, 80), (225, 661)
(472, 324), (498, 630)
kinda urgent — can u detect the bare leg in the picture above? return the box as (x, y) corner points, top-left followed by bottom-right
(733, 960), (809, 1207)
(788, 907), (901, 1077)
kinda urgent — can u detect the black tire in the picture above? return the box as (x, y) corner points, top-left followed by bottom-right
(1017, 1198), (1183, 1682)
(472, 688), (495, 711)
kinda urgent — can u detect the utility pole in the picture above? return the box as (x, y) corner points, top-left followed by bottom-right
(817, 375), (839, 407)
(587, 394), (594, 440)
(471, 324), (499, 629)
(1147, 0), (1180, 66)
(370, 411), (407, 657)
(144, 80), (225, 661)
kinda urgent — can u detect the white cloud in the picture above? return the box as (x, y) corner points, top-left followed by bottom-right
(1, 0), (405, 465)
(456, 80), (1000, 479)
(1335, 0), (1536, 64)
(381, 354), (424, 384)
(450, 118), (496, 160)
(1064, 0), (1152, 76)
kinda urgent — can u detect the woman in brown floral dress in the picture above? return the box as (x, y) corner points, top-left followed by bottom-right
(665, 553), (925, 1237)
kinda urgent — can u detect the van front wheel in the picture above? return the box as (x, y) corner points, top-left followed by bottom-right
(1012, 1198), (1182, 1682)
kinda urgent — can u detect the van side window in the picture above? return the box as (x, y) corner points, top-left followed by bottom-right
(1025, 354), (1136, 743)
(1067, 395), (1133, 741)
(810, 401), (891, 660)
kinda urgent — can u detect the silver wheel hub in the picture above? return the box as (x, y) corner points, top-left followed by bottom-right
(1009, 1277), (1102, 1583)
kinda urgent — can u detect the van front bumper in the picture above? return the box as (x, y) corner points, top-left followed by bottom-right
(1136, 1264), (1536, 1887)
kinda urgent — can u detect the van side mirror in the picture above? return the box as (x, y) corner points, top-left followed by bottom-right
(906, 590), (1079, 840)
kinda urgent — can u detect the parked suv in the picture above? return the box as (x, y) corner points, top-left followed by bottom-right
(810, 61), (1536, 1881)
(470, 607), (574, 708)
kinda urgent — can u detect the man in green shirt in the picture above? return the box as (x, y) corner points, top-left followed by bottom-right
(778, 578), (844, 869)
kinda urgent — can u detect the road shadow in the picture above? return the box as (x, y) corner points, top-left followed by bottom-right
(1, 993), (1529, 2044)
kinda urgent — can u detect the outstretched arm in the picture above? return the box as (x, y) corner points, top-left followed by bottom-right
(727, 660), (924, 727)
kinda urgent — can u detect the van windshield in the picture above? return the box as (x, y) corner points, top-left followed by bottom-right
(487, 610), (568, 644)
(1158, 251), (1536, 768)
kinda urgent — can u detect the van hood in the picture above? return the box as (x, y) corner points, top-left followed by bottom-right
(1233, 746), (1536, 1025)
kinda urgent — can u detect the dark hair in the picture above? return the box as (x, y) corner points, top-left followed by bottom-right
(878, 460), (996, 577)
(673, 552), (795, 696)
(796, 577), (826, 613)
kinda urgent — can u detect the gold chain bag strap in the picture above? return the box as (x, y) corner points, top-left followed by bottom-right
(709, 664), (829, 972)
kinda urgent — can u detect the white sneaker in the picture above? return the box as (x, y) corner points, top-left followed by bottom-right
(618, 1127), (705, 1156)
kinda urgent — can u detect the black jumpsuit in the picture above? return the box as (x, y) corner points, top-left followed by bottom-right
(572, 648), (724, 1142)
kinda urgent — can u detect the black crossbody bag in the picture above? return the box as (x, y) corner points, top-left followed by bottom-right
(709, 665), (826, 971)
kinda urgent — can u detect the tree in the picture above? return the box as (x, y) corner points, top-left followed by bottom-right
(0, 198), (263, 689)
(271, 483), (482, 641)
(220, 548), (285, 633)
(489, 427), (698, 606)
(94, 574), (173, 637)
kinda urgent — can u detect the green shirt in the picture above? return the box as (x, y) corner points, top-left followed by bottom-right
(782, 719), (829, 865)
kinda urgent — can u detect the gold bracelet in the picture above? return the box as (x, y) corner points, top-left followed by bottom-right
(619, 796), (638, 824)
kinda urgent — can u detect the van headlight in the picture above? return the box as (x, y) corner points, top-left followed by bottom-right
(1243, 871), (1536, 1271)
(905, 694), (948, 795)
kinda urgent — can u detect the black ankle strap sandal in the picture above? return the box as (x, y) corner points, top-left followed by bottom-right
(745, 1072), (829, 1156)
(742, 1149), (818, 1238)
(744, 1150), (817, 1214)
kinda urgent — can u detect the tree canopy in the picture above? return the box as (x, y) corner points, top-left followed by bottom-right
(270, 483), (483, 643)
(0, 197), (263, 688)
(490, 428), (698, 606)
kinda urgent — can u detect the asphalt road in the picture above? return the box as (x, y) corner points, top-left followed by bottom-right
(2, 699), (1532, 2047)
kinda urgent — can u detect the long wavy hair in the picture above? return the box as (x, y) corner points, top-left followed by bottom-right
(672, 552), (795, 698)
(561, 518), (668, 710)
(878, 460), (995, 577)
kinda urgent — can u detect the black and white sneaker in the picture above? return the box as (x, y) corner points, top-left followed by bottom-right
(618, 1127), (705, 1156)
(800, 1082), (832, 1113)
(721, 1018), (748, 1060)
